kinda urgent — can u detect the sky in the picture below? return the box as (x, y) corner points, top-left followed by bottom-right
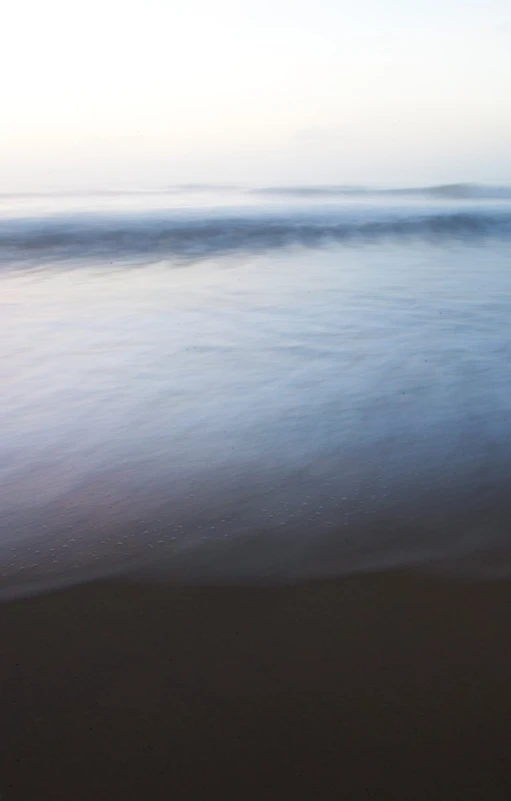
(1, 0), (511, 190)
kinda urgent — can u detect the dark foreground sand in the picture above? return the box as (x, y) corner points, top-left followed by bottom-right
(1, 570), (511, 800)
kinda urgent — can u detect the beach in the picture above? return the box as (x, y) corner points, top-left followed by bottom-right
(3, 0), (511, 788)
(2, 187), (511, 798)
(2, 569), (511, 800)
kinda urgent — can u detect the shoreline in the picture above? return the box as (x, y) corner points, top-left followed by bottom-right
(2, 568), (511, 799)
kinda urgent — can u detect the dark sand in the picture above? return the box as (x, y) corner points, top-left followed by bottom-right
(2, 570), (511, 800)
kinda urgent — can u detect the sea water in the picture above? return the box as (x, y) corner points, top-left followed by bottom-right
(2, 185), (511, 596)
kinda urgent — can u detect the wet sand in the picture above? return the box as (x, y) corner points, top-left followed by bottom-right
(1, 570), (511, 800)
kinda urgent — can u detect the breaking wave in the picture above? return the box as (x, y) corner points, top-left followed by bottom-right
(1, 206), (511, 265)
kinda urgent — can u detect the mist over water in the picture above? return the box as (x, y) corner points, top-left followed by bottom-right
(2, 185), (511, 597)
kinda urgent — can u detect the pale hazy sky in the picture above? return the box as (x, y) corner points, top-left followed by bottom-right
(2, 0), (510, 189)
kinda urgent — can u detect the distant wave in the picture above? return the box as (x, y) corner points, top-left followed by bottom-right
(0, 185), (240, 200)
(2, 183), (511, 201)
(1, 207), (511, 264)
(252, 184), (511, 200)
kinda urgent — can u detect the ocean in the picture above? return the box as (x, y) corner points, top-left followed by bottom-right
(3, 184), (511, 800)
(1, 184), (511, 597)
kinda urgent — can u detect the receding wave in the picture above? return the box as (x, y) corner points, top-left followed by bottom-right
(1, 207), (511, 265)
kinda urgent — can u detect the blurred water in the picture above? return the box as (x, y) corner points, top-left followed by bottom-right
(2, 188), (511, 596)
